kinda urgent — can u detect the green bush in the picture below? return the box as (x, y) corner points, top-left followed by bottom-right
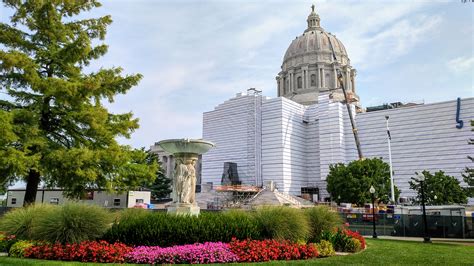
(0, 204), (55, 239)
(305, 206), (342, 243)
(31, 203), (112, 244)
(316, 240), (336, 257)
(9, 240), (33, 258)
(346, 238), (361, 253)
(252, 206), (310, 242)
(103, 210), (261, 247)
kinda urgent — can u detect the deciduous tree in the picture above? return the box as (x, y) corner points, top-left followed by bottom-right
(409, 170), (468, 205)
(326, 158), (400, 205)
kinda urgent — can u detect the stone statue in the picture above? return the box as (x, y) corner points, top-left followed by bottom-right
(173, 157), (197, 204)
(173, 158), (188, 203)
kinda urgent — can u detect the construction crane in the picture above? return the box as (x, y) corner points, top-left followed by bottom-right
(327, 36), (364, 160)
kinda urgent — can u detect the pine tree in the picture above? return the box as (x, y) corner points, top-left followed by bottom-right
(0, 0), (157, 205)
(149, 161), (172, 200)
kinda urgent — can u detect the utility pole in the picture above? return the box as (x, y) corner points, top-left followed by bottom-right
(386, 115), (395, 203)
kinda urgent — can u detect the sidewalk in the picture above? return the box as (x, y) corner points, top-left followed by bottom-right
(365, 235), (474, 245)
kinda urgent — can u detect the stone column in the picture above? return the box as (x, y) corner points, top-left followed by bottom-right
(346, 68), (351, 91)
(276, 76), (281, 96)
(302, 66), (309, 89)
(317, 67), (321, 89)
(288, 70), (294, 92)
(351, 70), (356, 93)
(333, 65), (337, 88)
(321, 68), (325, 88)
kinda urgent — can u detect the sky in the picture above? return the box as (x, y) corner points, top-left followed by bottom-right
(1, 0), (473, 149)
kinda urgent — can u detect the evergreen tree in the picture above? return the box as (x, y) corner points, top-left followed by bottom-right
(144, 150), (171, 200)
(149, 161), (172, 200)
(326, 158), (400, 205)
(409, 170), (468, 205)
(0, 0), (157, 205)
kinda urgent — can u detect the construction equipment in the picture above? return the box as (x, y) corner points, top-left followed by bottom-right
(327, 36), (364, 160)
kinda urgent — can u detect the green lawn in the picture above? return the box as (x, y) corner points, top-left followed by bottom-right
(0, 239), (473, 265)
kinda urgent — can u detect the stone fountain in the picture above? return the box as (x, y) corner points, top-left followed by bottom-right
(157, 138), (214, 216)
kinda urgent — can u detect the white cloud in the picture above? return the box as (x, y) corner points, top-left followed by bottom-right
(448, 56), (474, 73)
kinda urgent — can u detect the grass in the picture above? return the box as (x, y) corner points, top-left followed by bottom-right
(0, 239), (473, 265)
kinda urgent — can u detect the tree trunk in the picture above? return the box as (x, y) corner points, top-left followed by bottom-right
(23, 169), (41, 206)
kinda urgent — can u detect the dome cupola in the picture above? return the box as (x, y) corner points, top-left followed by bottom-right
(276, 5), (360, 107)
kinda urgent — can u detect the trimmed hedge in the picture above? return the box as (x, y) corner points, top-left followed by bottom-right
(103, 210), (262, 247)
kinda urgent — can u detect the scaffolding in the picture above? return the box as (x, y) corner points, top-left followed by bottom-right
(208, 185), (263, 209)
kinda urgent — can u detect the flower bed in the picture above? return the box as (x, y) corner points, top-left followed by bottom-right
(126, 242), (238, 264)
(229, 238), (318, 262)
(24, 241), (132, 263)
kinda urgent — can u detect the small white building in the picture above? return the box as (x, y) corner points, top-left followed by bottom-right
(6, 189), (151, 208)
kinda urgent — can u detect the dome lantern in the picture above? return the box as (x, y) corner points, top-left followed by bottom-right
(305, 4), (321, 32)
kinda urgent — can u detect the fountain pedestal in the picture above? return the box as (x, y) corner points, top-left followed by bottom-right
(157, 139), (214, 216)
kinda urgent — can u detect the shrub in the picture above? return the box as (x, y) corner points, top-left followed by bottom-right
(9, 240), (33, 258)
(344, 229), (366, 249)
(316, 240), (335, 257)
(103, 211), (261, 247)
(0, 204), (55, 239)
(321, 228), (365, 252)
(346, 238), (361, 253)
(32, 202), (112, 244)
(24, 240), (132, 263)
(229, 238), (318, 262)
(125, 242), (239, 264)
(252, 206), (310, 242)
(0, 232), (16, 252)
(305, 206), (343, 242)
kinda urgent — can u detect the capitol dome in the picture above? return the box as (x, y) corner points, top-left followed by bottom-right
(276, 5), (359, 106)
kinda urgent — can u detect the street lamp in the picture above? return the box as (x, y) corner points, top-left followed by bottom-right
(416, 172), (431, 243)
(369, 185), (377, 238)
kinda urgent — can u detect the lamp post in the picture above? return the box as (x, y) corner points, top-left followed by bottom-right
(416, 172), (431, 243)
(369, 185), (377, 238)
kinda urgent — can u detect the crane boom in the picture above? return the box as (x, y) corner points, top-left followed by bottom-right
(327, 36), (364, 160)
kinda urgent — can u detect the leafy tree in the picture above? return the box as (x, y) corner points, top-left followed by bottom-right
(409, 170), (468, 205)
(0, 0), (157, 205)
(326, 158), (400, 205)
(462, 120), (474, 197)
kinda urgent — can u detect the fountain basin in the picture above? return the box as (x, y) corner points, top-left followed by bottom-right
(157, 139), (214, 154)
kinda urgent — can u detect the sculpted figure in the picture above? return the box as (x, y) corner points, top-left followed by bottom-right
(183, 159), (197, 204)
(173, 158), (188, 203)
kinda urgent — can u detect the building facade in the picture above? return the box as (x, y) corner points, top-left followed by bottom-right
(199, 6), (474, 202)
(152, 6), (473, 204)
(6, 189), (151, 208)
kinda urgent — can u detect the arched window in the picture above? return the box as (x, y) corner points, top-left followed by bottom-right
(310, 74), (316, 86)
(297, 76), (302, 89)
(325, 73), (331, 87)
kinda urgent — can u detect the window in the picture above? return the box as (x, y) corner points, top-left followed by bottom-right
(11, 198), (16, 205)
(310, 74), (316, 86)
(49, 198), (59, 205)
(297, 76), (302, 89)
(113, 198), (121, 207)
(136, 199), (144, 204)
